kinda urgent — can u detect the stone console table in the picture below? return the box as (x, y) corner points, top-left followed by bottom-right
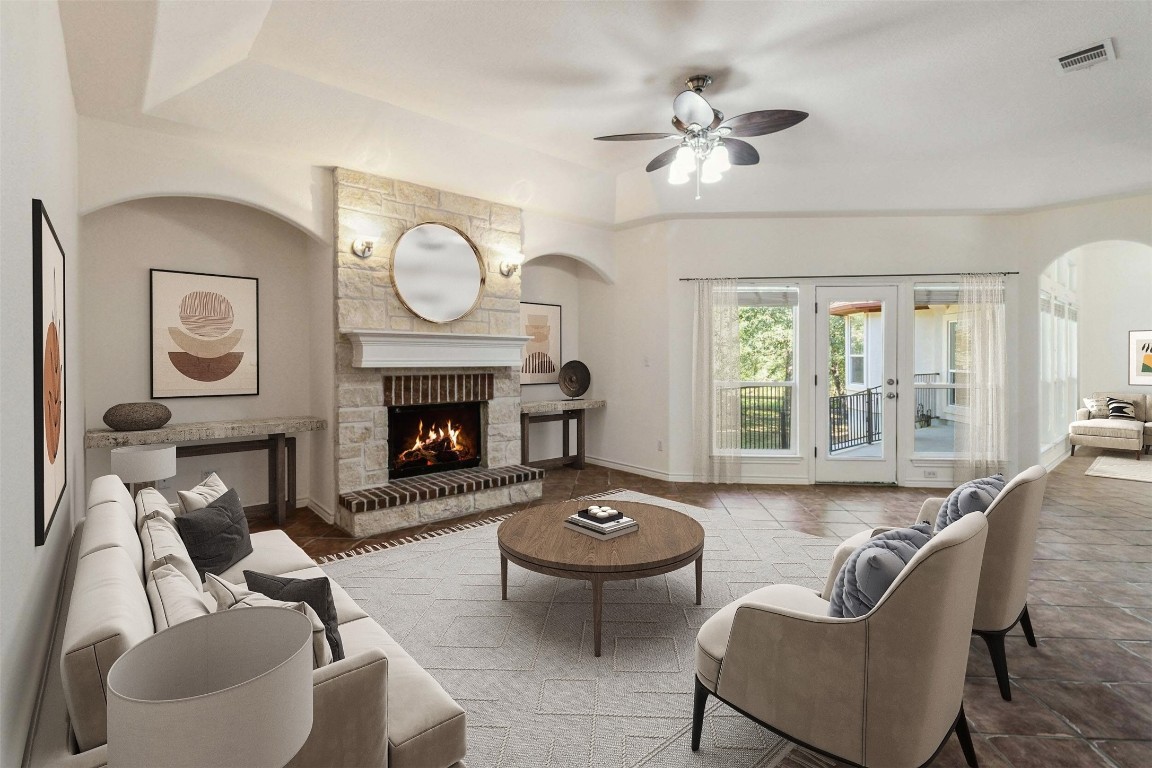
(85, 417), (327, 526)
(520, 399), (605, 470)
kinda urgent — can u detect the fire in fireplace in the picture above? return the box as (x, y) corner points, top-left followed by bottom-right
(388, 402), (482, 479)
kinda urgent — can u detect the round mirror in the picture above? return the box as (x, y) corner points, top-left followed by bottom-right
(390, 223), (485, 323)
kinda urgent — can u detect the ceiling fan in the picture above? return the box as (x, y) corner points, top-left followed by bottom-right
(594, 75), (808, 198)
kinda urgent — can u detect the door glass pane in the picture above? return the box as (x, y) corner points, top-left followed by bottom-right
(827, 301), (883, 456)
(737, 286), (797, 451)
(912, 284), (960, 454)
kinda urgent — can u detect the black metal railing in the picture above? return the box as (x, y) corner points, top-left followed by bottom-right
(739, 384), (792, 450)
(828, 386), (882, 452)
(914, 372), (941, 428)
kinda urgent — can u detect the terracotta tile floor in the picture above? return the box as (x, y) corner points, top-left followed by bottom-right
(254, 448), (1151, 767)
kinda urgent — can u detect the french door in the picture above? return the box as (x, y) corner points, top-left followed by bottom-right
(814, 286), (899, 483)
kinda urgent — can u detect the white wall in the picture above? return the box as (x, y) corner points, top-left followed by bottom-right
(1076, 240), (1152, 397)
(307, 237), (337, 519)
(0, 2), (81, 764)
(80, 197), (324, 509)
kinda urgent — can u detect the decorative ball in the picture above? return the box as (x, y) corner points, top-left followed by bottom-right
(103, 402), (173, 432)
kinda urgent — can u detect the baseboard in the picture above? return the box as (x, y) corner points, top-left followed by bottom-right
(305, 497), (335, 524)
(585, 456), (694, 482)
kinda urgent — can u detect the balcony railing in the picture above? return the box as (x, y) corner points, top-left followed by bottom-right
(828, 386), (883, 452)
(739, 384), (792, 450)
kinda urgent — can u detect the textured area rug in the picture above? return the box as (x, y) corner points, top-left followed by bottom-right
(322, 490), (841, 768)
(1085, 455), (1152, 483)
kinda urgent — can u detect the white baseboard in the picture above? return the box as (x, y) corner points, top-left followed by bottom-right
(305, 497), (335, 524)
(585, 456), (693, 482)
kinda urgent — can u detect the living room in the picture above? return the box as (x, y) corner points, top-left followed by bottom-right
(3, 2), (1151, 767)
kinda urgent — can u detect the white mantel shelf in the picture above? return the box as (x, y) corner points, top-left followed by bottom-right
(346, 330), (531, 369)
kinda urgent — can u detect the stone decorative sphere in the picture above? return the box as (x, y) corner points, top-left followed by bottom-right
(103, 402), (173, 431)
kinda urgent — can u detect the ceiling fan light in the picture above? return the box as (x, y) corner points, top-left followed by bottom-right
(709, 143), (731, 172)
(668, 165), (690, 185)
(673, 145), (695, 173)
(701, 164), (724, 184)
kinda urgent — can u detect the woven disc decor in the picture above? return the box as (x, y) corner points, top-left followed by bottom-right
(558, 360), (591, 398)
(103, 402), (172, 431)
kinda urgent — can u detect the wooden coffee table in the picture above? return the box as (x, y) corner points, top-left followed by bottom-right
(497, 500), (705, 657)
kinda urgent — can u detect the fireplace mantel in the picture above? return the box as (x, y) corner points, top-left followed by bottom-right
(346, 330), (531, 369)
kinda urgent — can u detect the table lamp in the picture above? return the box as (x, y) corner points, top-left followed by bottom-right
(110, 444), (177, 496)
(106, 606), (314, 768)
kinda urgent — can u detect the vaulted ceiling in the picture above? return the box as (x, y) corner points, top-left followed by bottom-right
(60, 1), (1152, 222)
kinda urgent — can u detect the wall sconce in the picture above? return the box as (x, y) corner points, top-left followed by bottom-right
(499, 252), (524, 277)
(351, 238), (375, 259)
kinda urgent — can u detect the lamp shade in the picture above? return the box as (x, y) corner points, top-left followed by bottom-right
(107, 607), (314, 768)
(110, 444), (177, 484)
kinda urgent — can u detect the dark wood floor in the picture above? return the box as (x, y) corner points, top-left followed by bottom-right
(252, 448), (1151, 768)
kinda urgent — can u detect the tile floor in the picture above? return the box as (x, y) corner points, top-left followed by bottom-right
(254, 448), (1151, 767)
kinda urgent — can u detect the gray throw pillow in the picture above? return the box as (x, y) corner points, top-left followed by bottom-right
(244, 570), (345, 661)
(935, 474), (1005, 532)
(173, 488), (253, 581)
(828, 524), (932, 618)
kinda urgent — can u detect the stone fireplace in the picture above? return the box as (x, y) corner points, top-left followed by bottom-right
(331, 169), (543, 537)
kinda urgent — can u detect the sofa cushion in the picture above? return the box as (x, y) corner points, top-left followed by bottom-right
(1090, 392), (1148, 422)
(1082, 396), (1110, 419)
(61, 546), (154, 752)
(146, 563), (211, 630)
(1069, 419), (1143, 439)
(135, 486), (176, 529)
(278, 566), (370, 625)
(86, 474), (134, 515)
(1107, 397), (1139, 421)
(244, 570), (344, 662)
(140, 516), (201, 589)
(79, 500), (144, 580)
(177, 471), (229, 513)
(339, 617), (467, 768)
(216, 529), (317, 583)
(828, 524), (932, 618)
(205, 574), (331, 668)
(174, 489), (253, 581)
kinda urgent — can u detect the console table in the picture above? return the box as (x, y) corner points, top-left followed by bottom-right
(85, 416), (327, 526)
(520, 399), (605, 470)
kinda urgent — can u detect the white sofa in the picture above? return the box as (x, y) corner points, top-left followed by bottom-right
(1069, 392), (1151, 460)
(42, 475), (466, 768)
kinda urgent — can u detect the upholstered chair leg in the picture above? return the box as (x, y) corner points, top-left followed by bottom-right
(1070, 444), (1075, 456)
(978, 631), (1012, 700)
(954, 705), (979, 768)
(1019, 604), (1038, 648)
(691, 677), (709, 752)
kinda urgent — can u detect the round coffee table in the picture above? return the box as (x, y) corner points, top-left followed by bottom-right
(498, 500), (705, 657)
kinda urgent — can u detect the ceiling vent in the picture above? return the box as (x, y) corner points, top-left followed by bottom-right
(1056, 38), (1116, 73)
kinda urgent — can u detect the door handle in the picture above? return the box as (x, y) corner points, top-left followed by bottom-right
(886, 378), (896, 386)
(885, 392), (897, 400)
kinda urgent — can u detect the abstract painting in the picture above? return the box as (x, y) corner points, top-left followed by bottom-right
(520, 302), (561, 385)
(34, 199), (66, 546)
(151, 269), (259, 397)
(1130, 330), (1152, 386)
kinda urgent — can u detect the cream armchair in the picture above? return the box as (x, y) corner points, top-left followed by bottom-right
(693, 512), (988, 768)
(821, 465), (1048, 701)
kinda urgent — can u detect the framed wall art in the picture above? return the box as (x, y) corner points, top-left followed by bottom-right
(151, 269), (259, 398)
(520, 302), (561, 385)
(33, 199), (67, 546)
(1130, 330), (1152, 386)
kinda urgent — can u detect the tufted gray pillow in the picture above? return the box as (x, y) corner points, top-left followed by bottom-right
(935, 474), (1004, 532)
(828, 524), (933, 618)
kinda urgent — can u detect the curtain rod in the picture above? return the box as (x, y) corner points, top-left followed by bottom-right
(678, 271), (1019, 281)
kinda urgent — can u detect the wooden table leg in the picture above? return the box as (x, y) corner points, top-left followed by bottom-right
(286, 437), (297, 511)
(520, 413), (531, 465)
(574, 410), (586, 469)
(271, 432), (287, 526)
(592, 576), (604, 657)
(562, 414), (571, 462)
(695, 554), (703, 606)
(501, 555), (508, 601)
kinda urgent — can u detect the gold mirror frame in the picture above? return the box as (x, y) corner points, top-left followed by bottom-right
(389, 222), (486, 324)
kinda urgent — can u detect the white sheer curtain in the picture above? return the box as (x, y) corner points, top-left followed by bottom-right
(692, 279), (741, 483)
(957, 273), (1008, 481)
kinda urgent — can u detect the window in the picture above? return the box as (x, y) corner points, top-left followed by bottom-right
(736, 285), (798, 452)
(912, 284), (965, 455)
(948, 320), (970, 407)
(1039, 256), (1078, 451)
(847, 314), (866, 386)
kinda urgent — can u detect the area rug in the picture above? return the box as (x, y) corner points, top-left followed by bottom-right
(1085, 455), (1152, 483)
(321, 490), (841, 768)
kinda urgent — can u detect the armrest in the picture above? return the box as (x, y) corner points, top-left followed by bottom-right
(917, 498), (946, 526)
(1075, 408), (1090, 421)
(288, 649), (389, 768)
(717, 594), (867, 765)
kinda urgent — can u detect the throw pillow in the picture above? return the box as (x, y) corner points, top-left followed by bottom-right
(204, 574), (331, 668)
(177, 472), (229, 514)
(828, 524), (932, 619)
(147, 563), (210, 630)
(1106, 397), (1138, 421)
(243, 570), (344, 661)
(1082, 396), (1110, 419)
(935, 474), (1005, 532)
(174, 489), (253, 581)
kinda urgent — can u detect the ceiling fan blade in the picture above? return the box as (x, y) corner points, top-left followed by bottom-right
(721, 110), (809, 137)
(672, 116), (688, 133)
(724, 138), (760, 165)
(594, 132), (680, 141)
(645, 145), (681, 173)
(708, 109), (724, 131)
(672, 89), (714, 128)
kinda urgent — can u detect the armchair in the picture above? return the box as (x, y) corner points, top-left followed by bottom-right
(821, 465), (1048, 701)
(693, 512), (988, 768)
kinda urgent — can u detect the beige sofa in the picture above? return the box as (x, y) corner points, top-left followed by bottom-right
(42, 475), (465, 768)
(1069, 392), (1151, 460)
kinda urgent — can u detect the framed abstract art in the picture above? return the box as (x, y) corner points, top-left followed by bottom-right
(151, 269), (259, 398)
(33, 199), (66, 546)
(1131, 330), (1152, 386)
(520, 302), (561, 385)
